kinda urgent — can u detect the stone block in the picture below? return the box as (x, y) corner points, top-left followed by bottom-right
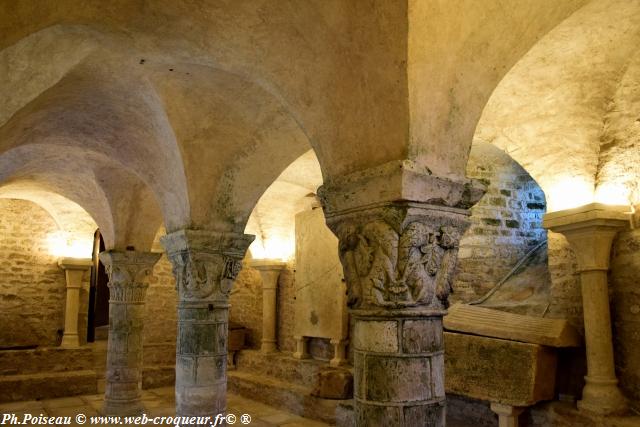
(403, 402), (445, 427)
(195, 355), (226, 385)
(444, 304), (581, 347)
(444, 332), (557, 406)
(365, 355), (432, 402)
(402, 318), (443, 354)
(311, 367), (353, 399)
(353, 320), (398, 353)
(294, 208), (348, 344)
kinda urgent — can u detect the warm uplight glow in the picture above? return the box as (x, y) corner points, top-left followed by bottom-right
(594, 182), (631, 206)
(546, 177), (594, 212)
(249, 236), (295, 261)
(47, 231), (93, 259)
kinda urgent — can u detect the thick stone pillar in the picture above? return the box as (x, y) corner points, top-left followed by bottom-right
(58, 258), (92, 348)
(544, 203), (630, 415)
(161, 230), (253, 420)
(99, 250), (161, 416)
(250, 260), (286, 353)
(319, 163), (483, 427)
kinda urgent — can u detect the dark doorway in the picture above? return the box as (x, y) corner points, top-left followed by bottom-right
(87, 229), (109, 342)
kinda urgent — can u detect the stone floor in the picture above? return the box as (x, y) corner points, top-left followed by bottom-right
(0, 386), (330, 427)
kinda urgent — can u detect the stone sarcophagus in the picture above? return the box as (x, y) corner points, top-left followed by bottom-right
(444, 304), (581, 426)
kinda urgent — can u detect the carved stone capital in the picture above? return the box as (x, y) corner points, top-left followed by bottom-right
(323, 202), (471, 311)
(160, 229), (254, 302)
(99, 251), (161, 303)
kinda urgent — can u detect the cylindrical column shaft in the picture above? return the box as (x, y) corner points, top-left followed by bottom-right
(161, 229), (254, 426)
(176, 301), (228, 417)
(61, 272), (82, 348)
(104, 294), (146, 414)
(99, 251), (160, 416)
(251, 262), (285, 354)
(577, 268), (627, 413)
(352, 311), (446, 427)
(580, 270), (617, 379)
(261, 281), (277, 352)
(58, 259), (92, 348)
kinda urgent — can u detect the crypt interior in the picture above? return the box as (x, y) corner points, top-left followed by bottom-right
(1, 1), (640, 426)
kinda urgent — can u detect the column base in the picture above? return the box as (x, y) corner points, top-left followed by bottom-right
(293, 336), (310, 359)
(101, 399), (144, 416)
(578, 377), (628, 415)
(60, 334), (80, 348)
(330, 338), (348, 367)
(261, 340), (277, 353)
(490, 403), (524, 427)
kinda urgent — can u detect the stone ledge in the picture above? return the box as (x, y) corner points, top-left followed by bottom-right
(228, 370), (349, 424)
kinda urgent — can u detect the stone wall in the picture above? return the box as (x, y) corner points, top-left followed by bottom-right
(144, 252), (178, 346)
(145, 232), (178, 346)
(228, 263), (297, 353)
(229, 266), (263, 349)
(610, 228), (640, 411)
(0, 199), (89, 348)
(453, 142), (547, 303)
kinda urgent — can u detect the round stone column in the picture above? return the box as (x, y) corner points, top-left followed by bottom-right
(58, 258), (92, 348)
(352, 309), (446, 425)
(161, 229), (253, 421)
(250, 260), (286, 353)
(99, 250), (161, 416)
(544, 203), (630, 415)
(319, 200), (473, 426)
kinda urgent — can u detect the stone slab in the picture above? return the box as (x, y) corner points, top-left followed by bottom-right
(444, 332), (557, 406)
(294, 208), (348, 341)
(444, 304), (581, 347)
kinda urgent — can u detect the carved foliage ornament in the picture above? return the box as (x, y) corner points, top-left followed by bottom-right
(168, 250), (243, 301)
(101, 252), (161, 303)
(337, 219), (461, 309)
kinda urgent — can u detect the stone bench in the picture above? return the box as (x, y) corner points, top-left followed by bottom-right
(444, 304), (581, 427)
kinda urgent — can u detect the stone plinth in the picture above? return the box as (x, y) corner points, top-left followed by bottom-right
(544, 203), (630, 415)
(99, 250), (161, 416)
(58, 258), (92, 348)
(250, 260), (286, 353)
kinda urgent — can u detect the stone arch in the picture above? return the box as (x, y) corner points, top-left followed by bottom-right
(0, 183), (97, 258)
(0, 143), (163, 251)
(475, 0), (640, 212)
(454, 142), (548, 308)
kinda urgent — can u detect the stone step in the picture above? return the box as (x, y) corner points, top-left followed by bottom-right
(227, 369), (346, 424)
(234, 349), (330, 389)
(0, 370), (97, 403)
